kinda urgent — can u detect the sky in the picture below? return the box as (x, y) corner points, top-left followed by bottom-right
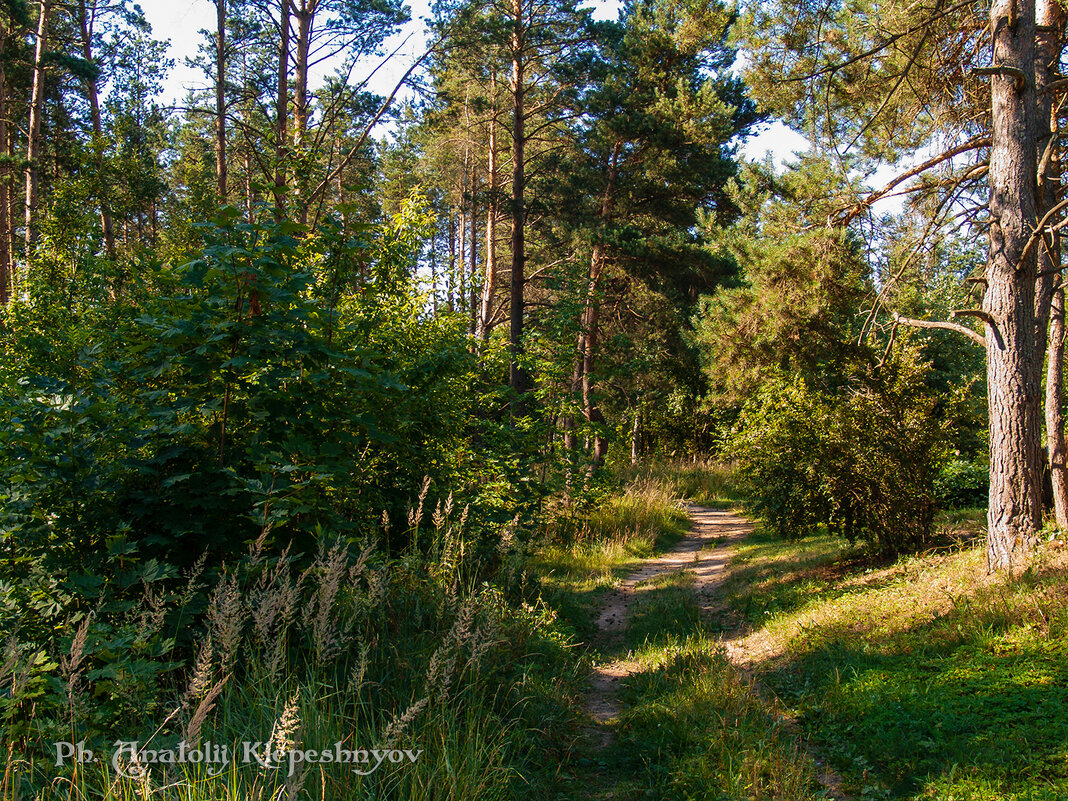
(136, 0), (811, 167)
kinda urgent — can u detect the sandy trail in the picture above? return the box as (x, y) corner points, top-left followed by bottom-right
(581, 503), (851, 799)
(584, 504), (753, 724)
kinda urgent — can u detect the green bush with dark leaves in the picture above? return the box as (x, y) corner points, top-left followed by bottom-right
(729, 348), (949, 553)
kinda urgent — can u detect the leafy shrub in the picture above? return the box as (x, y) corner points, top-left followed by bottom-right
(730, 349), (948, 553)
(933, 458), (988, 509)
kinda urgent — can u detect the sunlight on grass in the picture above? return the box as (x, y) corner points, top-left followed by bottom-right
(723, 517), (1068, 800)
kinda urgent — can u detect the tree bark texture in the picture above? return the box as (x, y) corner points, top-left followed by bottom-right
(0, 19), (11, 303)
(984, 0), (1042, 571)
(1047, 286), (1068, 529)
(24, 0), (50, 253)
(275, 0), (290, 216)
(508, 0), (529, 398)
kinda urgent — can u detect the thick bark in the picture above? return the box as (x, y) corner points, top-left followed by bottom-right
(508, 0), (529, 398)
(984, 0), (1041, 571)
(1048, 287), (1068, 528)
(24, 0), (50, 253)
(274, 0), (290, 215)
(215, 0), (227, 200)
(78, 0), (116, 259)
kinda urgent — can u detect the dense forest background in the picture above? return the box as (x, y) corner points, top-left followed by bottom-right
(0, 0), (1062, 796)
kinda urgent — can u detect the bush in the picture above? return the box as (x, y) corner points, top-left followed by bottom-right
(729, 349), (948, 553)
(934, 458), (988, 509)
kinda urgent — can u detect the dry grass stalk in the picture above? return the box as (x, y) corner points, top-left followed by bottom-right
(181, 637), (214, 710)
(208, 570), (245, 672)
(268, 692), (302, 757)
(381, 697), (428, 747)
(184, 673), (229, 745)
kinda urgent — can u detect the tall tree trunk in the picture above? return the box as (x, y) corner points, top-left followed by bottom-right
(458, 202), (466, 315)
(631, 407), (640, 465)
(478, 94), (498, 341)
(1048, 287), (1068, 528)
(469, 165), (479, 337)
(24, 0), (50, 254)
(0, 20), (11, 303)
(274, 0), (290, 216)
(984, 0), (1041, 571)
(293, 0), (312, 224)
(1037, 0), (1067, 524)
(576, 142), (621, 469)
(508, 0), (528, 398)
(78, 0), (116, 259)
(215, 0), (227, 200)
(582, 245), (608, 468)
(447, 212), (456, 311)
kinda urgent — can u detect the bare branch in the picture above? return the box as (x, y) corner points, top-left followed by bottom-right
(893, 312), (986, 347)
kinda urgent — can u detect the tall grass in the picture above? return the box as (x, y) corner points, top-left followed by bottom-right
(1, 499), (579, 801)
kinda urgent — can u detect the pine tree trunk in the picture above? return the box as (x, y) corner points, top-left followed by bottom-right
(583, 244), (608, 469)
(1036, 0), (1066, 524)
(469, 165), (479, 337)
(631, 408), (640, 465)
(274, 0), (290, 215)
(293, 0), (311, 224)
(215, 0), (227, 200)
(24, 0), (50, 254)
(478, 76), (499, 342)
(508, 0), (528, 398)
(0, 19), (11, 303)
(1047, 287), (1068, 528)
(79, 0), (116, 260)
(984, 0), (1042, 571)
(577, 142), (621, 470)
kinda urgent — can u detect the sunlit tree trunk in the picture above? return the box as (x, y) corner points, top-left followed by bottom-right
(468, 164), (479, 336)
(24, 0), (50, 253)
(215, 0), (227, 200)
(274, 0), (290, 216)
(1036, 0), (1067, 525)
(984, 0), (1042, 571)
(78, 0), (116, 259)
(478, 91), (499, 342)
(508, 0), (529, 398)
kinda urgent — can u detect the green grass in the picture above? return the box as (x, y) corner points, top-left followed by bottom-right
(532, 476), (690, 638)
(531, 470), (824, 801)
(722, 511), (1068, 800)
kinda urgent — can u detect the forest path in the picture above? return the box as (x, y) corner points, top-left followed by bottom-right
(578, 503), (851, 800)
(582, 504), (751, 737)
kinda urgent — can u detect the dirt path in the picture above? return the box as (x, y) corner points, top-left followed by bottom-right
(584, 504), (752, 725)
(582, 503), (851, 800)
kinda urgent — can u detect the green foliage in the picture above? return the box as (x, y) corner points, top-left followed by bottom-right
(934, 458), (988, 511)
(730, 349), (949, 553)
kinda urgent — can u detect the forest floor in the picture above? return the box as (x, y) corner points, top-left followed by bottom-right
(537, 497), (1068, 800)
(538, 503), (827, 800)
